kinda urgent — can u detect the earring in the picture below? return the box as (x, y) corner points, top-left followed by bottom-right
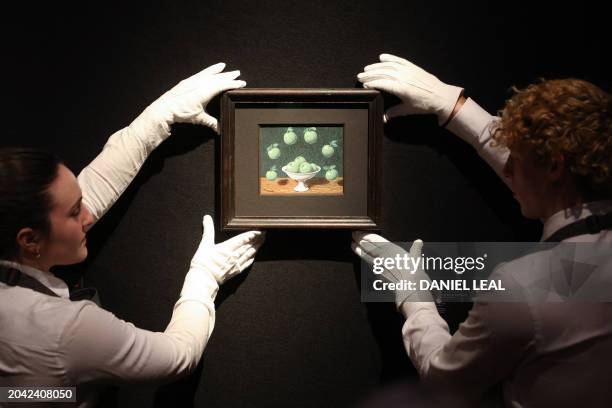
(35, 249), (41, 259)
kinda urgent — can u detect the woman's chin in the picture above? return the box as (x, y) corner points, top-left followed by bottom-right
(76, 246), (88, 262)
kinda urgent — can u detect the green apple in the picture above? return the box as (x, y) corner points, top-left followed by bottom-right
(325, 168), (338, 180)
(294, 156), (306, 165)
(321, 144), (334, 158)
(303, 127), (317, 144)
(286, 161), (300, 173)
(266, 170), (278, 180)
(299, 162), (313, 173)
(283, 127), (297, 145)
(267, 146), (280, 160)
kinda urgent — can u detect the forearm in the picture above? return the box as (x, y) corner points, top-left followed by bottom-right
(445, 97), (510, 187)
(398, 294), (533, 403)
(77, 62), (247, 224)
(161, 298), (216, 376)
(63, 290), (216, 384)
(77, 106), (172, 223)
(399, 302), (452, 378)
(441, 94), (466, 127)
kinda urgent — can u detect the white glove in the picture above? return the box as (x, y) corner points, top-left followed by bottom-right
(78, 62), (246, 224)
(352, 231), (433, 308)
(146, 62), (246, 133)
(357, 53), (463, 125)
(180, 215), (265, 303)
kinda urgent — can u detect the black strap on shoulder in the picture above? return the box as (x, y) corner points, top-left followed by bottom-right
(0, 265), (60, 298)
(0, 264), (97, 301)
(544, 212), (612, 242)
(69, 286), (98, 301)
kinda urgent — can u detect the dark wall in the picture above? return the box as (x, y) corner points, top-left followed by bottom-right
(4, 1), (610, 407)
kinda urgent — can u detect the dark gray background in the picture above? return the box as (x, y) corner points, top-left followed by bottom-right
(3, 1), (610, 407)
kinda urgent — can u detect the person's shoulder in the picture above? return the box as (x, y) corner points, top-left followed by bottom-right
(0, 286), (94, 348)
(489, 247), (554, 287)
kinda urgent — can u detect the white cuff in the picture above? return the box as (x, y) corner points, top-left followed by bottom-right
(445, 98), (493, 142)
(446, 98), (510, 185)
(399, 301), (438, 318)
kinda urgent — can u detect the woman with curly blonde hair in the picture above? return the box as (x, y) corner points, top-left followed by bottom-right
(492, 78), (612, 219)
(354, 53), (612, 407)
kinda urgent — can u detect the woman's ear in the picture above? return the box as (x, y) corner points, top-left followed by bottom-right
(548, 152), (566, 182)
(16, 227), (41, 258)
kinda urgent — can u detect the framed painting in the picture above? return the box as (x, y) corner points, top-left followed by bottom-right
(220, 88), (382, 229)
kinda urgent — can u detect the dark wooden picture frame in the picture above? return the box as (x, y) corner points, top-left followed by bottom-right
(220, 89), (382, 230)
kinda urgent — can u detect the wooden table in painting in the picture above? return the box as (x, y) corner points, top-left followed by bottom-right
(260, 177), (344, 195)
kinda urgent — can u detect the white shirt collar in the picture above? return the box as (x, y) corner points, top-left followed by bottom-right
(541, 199), (612, 241)
(0, 260), (70, 299)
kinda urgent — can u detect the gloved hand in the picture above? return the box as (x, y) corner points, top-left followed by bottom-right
(357, 53), (463, 125)
(147, 62), (246, 133)
(352, 231), (433, 309)
(180, 215), (265, 303)
(78, 62), (245, 224)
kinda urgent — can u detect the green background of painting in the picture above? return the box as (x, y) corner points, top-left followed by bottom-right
(259, 125), (344, 178)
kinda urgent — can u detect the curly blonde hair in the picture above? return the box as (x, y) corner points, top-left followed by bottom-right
(491, 78), (612, 197)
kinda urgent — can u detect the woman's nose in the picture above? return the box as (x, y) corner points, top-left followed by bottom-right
(82, 205), (95, 232)
(503, 157), (512, 178)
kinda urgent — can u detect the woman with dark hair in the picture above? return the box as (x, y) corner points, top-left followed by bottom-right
(0, 63), (264, 406)
(352, 54), (612, 407)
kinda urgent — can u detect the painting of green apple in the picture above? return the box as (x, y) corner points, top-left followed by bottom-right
(260, 125), (343, 195)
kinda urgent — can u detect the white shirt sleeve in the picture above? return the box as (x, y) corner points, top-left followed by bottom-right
(67, 106), (225, 384)
(60, 295), (215, 385)
(445, 98), (510, 188)
(65, 97), (232, 384)
(398, 269), (535, 401)
(77, 106), (171, 224)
